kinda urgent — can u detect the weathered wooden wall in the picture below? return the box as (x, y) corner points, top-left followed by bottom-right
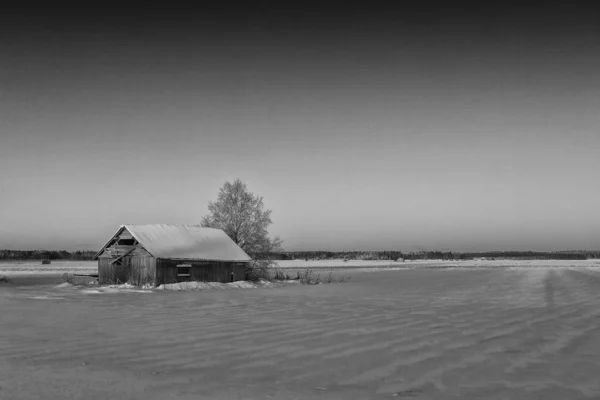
(98, 258), (111, 283)
(128, 257), (156, 286)
(98, 256), (156, 285)
(99, 256), (247, 286)
(156, 259), (247, 285)
(98, 244), (152, 259)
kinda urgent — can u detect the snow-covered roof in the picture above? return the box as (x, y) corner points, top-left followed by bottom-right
(93, 224), (252, 262)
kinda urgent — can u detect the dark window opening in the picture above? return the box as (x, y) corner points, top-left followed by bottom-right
(177, 264), (191, 282)
(117, 238), (135, 246)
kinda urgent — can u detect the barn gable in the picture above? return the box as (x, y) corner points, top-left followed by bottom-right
(94, 226), (152, 260)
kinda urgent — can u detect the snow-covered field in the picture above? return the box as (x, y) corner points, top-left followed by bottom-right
(275, 258), (600, 269)
(0, 260), (97, 275)
(3, 258), (600, 277)
(3, 266), (600, 399)
(2, 258), (599, 275)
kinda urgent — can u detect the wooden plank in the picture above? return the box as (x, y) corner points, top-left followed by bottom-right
(156, 259), (164, 285)
(129, 256), (156, 286)
(103, 245), (151, 258)
(98, 259), (108, 284)
(153, 259), (249, 284)
(110, 246), (137, 265)
(161, 260), (178, 284)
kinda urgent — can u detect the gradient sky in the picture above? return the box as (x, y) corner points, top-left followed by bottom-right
(1, 3), (599, 251)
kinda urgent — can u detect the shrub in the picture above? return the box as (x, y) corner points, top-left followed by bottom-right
(245, 260), (291, 282)
(272, 268), (291, 280)
(61, 273), (76, 284)
(246, 263), (350, 285)
(297, 269), (321, 284)
(0, 275), (10, 284)
(324, 271), (334, 283)
(324, 270), (351, 284)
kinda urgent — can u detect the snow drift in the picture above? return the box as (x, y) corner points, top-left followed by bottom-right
(156, 280), (275, 291)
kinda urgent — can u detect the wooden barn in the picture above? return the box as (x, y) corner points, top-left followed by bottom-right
(92, 224), (252, 286)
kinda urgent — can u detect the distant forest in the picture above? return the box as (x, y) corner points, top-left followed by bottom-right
(2, 249), (599, 262)
(0, 250), (96, 261)
(260, 250), (600, 261)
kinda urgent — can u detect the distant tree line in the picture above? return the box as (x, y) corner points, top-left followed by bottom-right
(2, 249), (598, 262)
(261, 250), (600, 261)
(0, 250), (96, 261)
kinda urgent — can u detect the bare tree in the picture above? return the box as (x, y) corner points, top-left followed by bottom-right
(201, 179), (283, 257)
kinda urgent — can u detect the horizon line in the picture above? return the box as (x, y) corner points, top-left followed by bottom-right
(2, 248), (599, 254)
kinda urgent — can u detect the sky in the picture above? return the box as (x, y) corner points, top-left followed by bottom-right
(1, 3), (600, 252)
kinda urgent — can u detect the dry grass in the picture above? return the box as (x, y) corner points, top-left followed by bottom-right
(297, 268), (321, 284)
(245, 260), (295, 282)
(296, 268), (351, 284)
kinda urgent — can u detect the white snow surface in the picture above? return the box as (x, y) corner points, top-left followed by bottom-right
(156, 280), (273, 291)
(275, 259), (600, 269)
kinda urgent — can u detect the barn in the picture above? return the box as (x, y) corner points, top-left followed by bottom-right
(92, 224), (252, 286)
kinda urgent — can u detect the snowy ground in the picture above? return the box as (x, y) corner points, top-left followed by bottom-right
(0, 260), (97, 275)
(275, 258), (600, 269)
(2, 259), (600, 286)
(2, 258), (600, 277)
(3, 266), (600, 399)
